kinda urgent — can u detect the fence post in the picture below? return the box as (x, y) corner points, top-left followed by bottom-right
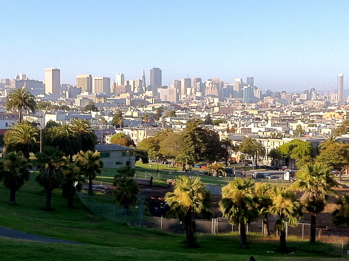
(302, 223), (304, 239)
(161, 215), (163, 230)
(232, 224), (234, 233)
(286, 222), (288, 239)
(211, 219), (214, 234)
(246, 223), (249, 234)
(216, 218), (218, 234)
(262, 220), (264, 235)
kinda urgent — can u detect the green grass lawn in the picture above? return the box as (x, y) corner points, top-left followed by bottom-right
(0, 170), (347, 260)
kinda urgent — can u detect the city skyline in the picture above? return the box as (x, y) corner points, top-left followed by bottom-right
(0, 1), (348, 92)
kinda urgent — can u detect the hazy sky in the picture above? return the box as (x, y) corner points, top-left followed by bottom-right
(0, 0), (348, 92)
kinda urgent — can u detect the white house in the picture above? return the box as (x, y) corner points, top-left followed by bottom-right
(95, 144), (135, 169)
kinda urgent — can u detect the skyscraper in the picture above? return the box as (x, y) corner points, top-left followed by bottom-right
(76, 74), (92, 93)
(337, 74), (344, 104)
(247, 77), (254, 86)
(150, 68), (162, 87)
(116, 73), (124, 86)
(142, 70), (146, 89)
(181, 78), (191, 96)
(45, 68), (60, 95)
(92, 77), (110, 94)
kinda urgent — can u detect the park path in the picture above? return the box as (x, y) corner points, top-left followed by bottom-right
(0, 226), (82, 244)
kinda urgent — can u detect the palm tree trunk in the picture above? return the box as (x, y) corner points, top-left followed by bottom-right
(88, 176), (93, 195)
(46, 189), (52, 209)
(185, 208), (196, 247)
(310, 214), (316, 243)
(10, 189), (16, 205)
(263, 215), (270, 236)
(239, 223), (248, 248)
(279, 230), (288, 253)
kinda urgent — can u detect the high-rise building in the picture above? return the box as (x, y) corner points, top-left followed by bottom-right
(337, 74), (344, 104)
(233, 78), (243, 98)
(247, 77), (254, 86)
(150, 68), (162, 87)
(142, 70), (146, 89)
(76, 74), (92, 93)
(45, 68), (60, 95)
(181, 78), (191, 96)
(92, 77), (110, 94)
(116, 73), (124, 86)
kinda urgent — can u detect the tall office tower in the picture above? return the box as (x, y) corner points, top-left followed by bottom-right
(142, 70), (146, 89)
(247, 77), (254, 86)
(116, 73), (124, 86)
(337, 74), (344, 104)
(181, 78), (191, 96)
(233, 78), (243, 98)
(45, 68), (61, 95)
(76, 74), (92, 93)
(92, 77), (110, 94)
(150, 67), (162, 87)
(242, 86), (254, 103)
(192, 77), (201, 94)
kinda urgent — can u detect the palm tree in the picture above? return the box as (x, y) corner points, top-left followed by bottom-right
(6, 87), (37, 123)
(0, 153), (30, 204)
(61, 162), (83, 208)
(35, 147), (65, 210)
(4, 122), (39, 159)
(75, 150), (103, 195)
(165, 176), (211, 248)
(269, 187), (302, 253)
(70, 118), (97, 152)
(292, 162), (337, 243)
(332, 194), (349, 227)
(254, 182), (273, 236)
(114, 178), (139, 212)
(51, 125), (78, 161)
(220, 178), (259, 248)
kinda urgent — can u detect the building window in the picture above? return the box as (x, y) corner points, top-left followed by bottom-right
(100, 152), (110, 158)
(115, 162), (122, 165)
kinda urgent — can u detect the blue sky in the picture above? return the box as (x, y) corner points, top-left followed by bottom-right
(0, 0), (348, 92)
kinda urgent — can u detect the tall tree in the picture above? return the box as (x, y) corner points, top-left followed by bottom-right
(6, 87), (37, 123)
(316, 142), (349, 181)
(269, 187), (302, 253)
(111, 110), (124, 128)
(154, 106), (164, 121)
(332, 194), (349, 227)
(276, 139), (315, 168)
(254, 182), (273, 236)
(138, 137), (161, 160)
(292, 162), (337, 243)
(61, 162), (83, 208)
(165, 176), (211, 248)
(114, 166), (139, 212)
(70, 118), (97, 152)
(204, 114), (213, 125)
(4, 122), (39, 159)
(110, 133), (135, 147)
(220, 178), (259, 248)
(35, 147), (65, 210)
(0, 153), (30, 204)
(333, 120), (349, 136)
(75, 150), (103, 195)
(239, 137), (265, 166)
(50, 125), (78, 161)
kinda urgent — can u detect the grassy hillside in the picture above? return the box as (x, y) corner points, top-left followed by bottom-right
(0, 171), (347, 260)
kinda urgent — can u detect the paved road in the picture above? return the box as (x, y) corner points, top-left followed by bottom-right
(0, 226), (81, 244)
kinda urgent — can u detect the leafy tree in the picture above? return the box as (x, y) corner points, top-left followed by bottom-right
(4, 122), (39, 159)
(134, 149), (148, 163)
(219, 138), (233, 166)
(110, 133), (135, 147)
(292, 162), (337, 243)
(82, 101), (98, 112)
(166, 110), (176, 117)
(36, 101), (52, 111)
(70, 118), (97, 152)
(61, 162), (83, 208)
(154, 106), (164, 121)
(220, 178), (259, 248)
(204, 114), (213, 125)
(75, 150), (103, 195)
(0, 153), (30, 204)
(213, 119), (227, 125)
(35, 147), (65, 210)
(165, 176), (211, 248)
(269, 187), (302, 253)
(293, 124), (304, 137)
(267, 148), (280, 166)
(276, 139), (315, 168)
(333, 120), (349, 136)
(254, 182), (273, 236)
(159, 132), (184, 161)
(6, 87), (37, 123)
(316, 142), (349, 181)
(332, 194), (349, 227)
(239, 137), (265, 166)
(113, 166), (139, 212)
(142, 114), (150, 124)
(111, 110), (124, 128)
(138, 137), (161, 160)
